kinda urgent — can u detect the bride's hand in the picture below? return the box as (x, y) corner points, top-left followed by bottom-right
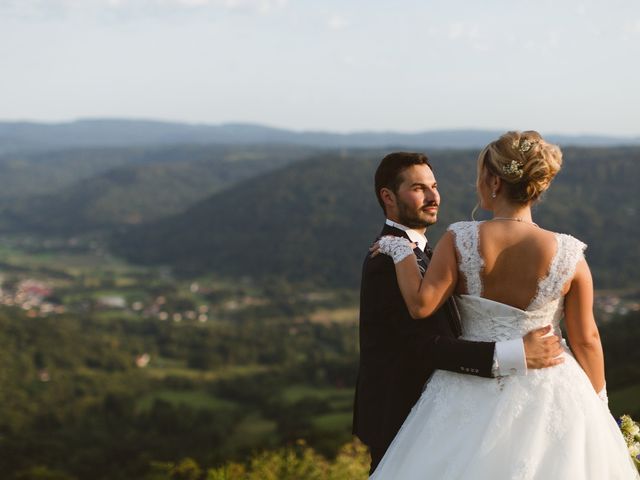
(370, 236), (417, 261)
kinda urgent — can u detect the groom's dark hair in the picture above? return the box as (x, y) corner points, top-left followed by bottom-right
(375, 152), (433, 213)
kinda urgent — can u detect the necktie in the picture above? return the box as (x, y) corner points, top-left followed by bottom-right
(424, 243), (433, 259)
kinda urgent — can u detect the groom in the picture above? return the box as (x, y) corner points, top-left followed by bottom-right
(352, 152), (565, 474)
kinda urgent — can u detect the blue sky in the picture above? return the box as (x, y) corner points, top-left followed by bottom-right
(1, 0), (639, 135)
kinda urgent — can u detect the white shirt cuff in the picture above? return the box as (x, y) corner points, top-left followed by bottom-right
(493, 338), (527, 376)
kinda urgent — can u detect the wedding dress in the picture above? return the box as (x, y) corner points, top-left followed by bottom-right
(370, 221), (639, 479)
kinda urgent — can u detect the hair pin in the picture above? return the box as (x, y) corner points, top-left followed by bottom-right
(512, 138), (535, 153)
(502, 160), (524, 178)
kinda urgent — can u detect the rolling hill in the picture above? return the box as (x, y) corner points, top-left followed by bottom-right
(112, 146), (640, 289)
(0, 144), (317, 233)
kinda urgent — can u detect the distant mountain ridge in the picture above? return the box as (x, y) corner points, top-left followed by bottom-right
(1, 119), (639, 154)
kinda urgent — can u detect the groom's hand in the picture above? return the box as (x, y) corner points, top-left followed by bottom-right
(523, 325), (565, 369)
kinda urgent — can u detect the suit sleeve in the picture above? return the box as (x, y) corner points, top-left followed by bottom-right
(414, 333), (496, 378)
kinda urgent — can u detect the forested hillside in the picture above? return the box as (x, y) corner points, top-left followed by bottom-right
(0, 144), (316, 233)
(113, 147), (640, 289)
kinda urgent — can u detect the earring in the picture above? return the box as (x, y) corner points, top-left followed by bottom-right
(491, 191), (497, 199)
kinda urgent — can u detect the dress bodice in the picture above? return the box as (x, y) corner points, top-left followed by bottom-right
(447, 221), (587, 342)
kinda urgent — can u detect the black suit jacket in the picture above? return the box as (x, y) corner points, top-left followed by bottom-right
(352, 224), (495, 453)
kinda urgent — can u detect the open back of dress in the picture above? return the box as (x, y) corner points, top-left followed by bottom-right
(448, 220), (586, 342)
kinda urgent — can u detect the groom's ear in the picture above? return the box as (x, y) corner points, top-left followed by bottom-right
(380, 187), (396, 211)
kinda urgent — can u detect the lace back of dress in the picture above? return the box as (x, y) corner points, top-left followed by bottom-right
(447, 221), (483, 296)
(527, 234), (587, 310)
(447, 222), (588, 311)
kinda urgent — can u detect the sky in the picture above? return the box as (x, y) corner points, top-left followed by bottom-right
(1, 0), (639, 135)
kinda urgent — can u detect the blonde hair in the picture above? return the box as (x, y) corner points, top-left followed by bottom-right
(478, 130), (563, 204)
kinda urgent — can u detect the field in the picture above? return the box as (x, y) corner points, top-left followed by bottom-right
(0, 236), (638, 479)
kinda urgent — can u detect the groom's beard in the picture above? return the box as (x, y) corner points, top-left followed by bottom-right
(397, 200), (439, 229)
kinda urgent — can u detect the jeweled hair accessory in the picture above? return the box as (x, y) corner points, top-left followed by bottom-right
(512, 138), (535, 153)
(502, 159), (524, 178)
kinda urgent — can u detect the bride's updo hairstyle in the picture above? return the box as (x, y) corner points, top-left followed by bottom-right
(478, 130), (563, 204)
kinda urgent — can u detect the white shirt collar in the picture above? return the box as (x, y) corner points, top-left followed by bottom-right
(385, 219), (428, 252)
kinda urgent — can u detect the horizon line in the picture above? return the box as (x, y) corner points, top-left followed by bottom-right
(0, 116), (638, 139)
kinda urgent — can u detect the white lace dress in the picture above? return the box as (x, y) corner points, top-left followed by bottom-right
(370, 221), (639, 480)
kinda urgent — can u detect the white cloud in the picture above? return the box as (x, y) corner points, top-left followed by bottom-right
(447, 21), (479, 41)
(626, 19), (640, 34)
(472, 42), (490, 52)
(341, 55), (355, 66)
(327, 14), (349, 31)
(0, 0), (289, 16)
(445, 21), (491, 51)
(214, 0), (288, 13)
(171, 0), (212, 7)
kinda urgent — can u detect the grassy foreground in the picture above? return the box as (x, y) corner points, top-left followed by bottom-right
(147, 439), (370, 480)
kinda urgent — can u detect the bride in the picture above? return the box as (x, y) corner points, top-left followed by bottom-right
(370, 131), (639, 479)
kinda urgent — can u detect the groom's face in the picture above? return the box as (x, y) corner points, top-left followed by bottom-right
(392, 164), (440, 228)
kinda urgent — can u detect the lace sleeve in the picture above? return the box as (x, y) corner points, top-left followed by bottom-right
(529, 234), (587, 309)
(447, 221), (483, 296)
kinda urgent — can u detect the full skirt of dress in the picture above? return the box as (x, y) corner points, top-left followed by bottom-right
(370, 348), (638, 479)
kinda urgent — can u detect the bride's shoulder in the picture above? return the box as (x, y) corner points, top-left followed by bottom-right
(446, 220), (480, 234)
(545, 230), (588, 255)
(445, 222), (481, 254)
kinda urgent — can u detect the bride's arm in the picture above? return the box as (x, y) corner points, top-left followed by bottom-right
(393, 231), (459, 319)
(563, 258), (605, 392)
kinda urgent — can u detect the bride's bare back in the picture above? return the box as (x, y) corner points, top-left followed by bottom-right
(466, 220), (562, 310)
